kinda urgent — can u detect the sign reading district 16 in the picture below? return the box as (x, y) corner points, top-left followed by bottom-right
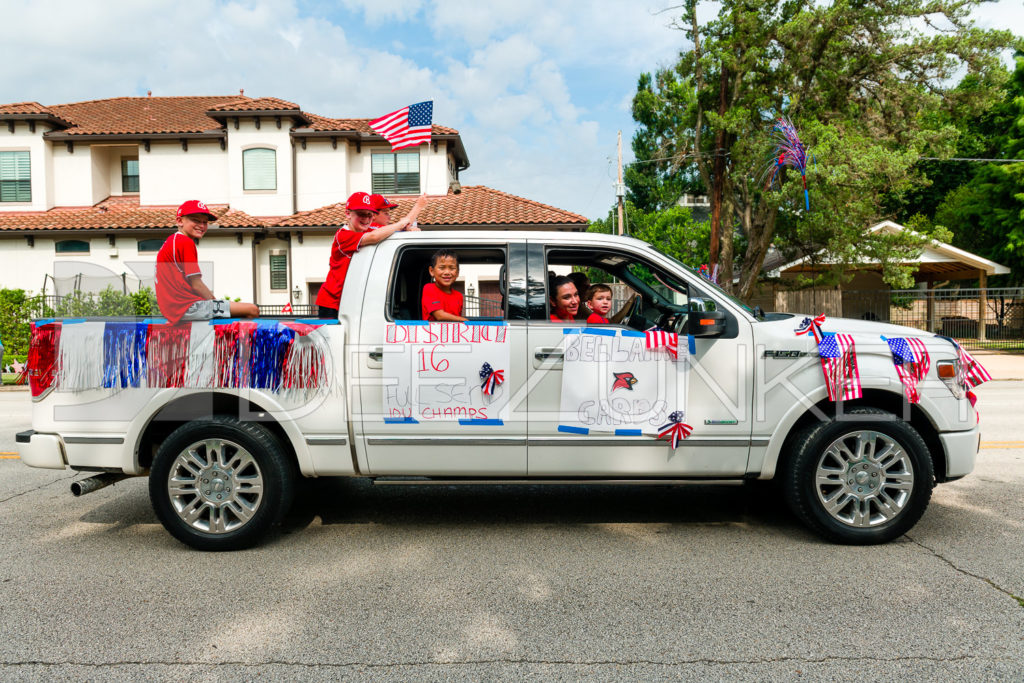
(383, 322), (511, 422)
(559, 330), (686, 435)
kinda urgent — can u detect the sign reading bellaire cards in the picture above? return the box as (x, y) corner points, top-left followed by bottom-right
(558, 329), (687, 435)
(383, 321), (511, 422)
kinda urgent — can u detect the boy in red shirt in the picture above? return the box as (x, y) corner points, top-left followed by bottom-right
(585, 284), (613, 324)
(422, 249), (466, 321)
(155, 200), (259, 324)
(316, 192), (426, 319)
(369, 194), (399, 227)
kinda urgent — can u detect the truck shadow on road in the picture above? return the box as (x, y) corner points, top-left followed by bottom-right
(280, 477), (808, 536)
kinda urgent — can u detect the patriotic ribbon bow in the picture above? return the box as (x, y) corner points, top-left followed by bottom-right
(645, 329), (679, 359)
(658, 410), (693, 449)
(479, 362), (505, 395)
(794, 314), (826, 343)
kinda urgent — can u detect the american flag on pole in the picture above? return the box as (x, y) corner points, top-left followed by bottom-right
(368, 101), (433, 151)
(817, 332), (862, 401)
(884, 336), (931, 403)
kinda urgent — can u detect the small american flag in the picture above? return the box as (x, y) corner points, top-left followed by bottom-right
(369, 101), (433, 151)
(884, 336), (931, 403)
(958, 345), (992, 388)
(645, 329), (678, 359)
(818, 332), (862, 401)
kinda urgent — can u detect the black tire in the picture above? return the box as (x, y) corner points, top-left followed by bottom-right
(149, 416), (295, 551)
(781, 407), (934, 545)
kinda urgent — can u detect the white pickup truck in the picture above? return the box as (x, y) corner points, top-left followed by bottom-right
(18, 231), (981, 550)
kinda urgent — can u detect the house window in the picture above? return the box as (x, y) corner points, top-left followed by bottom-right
(0, 151), (31, 202)
(269, 252), (288, 290)
(55, 239), (90, 254)
(372, 152), (419, 194)
(243, 148), (276, 191)
(137, 238), (164, 253)
(121, 158), (139, 193)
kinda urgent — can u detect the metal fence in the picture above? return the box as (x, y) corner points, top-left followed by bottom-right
(774, 287), (1024, 350)
(256, 304), (318, 317)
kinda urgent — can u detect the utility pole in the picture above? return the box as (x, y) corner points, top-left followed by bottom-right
(616, 130), (625, 235)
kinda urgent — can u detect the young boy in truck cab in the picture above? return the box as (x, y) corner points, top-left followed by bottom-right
(316, 192), (427, 319)
(422, 249), (466, 321)
(585, 284), (613, 324)
(155, 200), (259, 325)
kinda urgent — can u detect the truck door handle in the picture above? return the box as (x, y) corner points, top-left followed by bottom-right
(535, 347), (563, 361)
(369, 348), (383, 362)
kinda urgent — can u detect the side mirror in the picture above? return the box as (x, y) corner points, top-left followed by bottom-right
(688, 298), (726, 337)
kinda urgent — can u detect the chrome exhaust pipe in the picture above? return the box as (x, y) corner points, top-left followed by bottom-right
(70, 473), (129, 497)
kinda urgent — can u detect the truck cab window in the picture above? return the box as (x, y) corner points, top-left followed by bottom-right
(388, 246), (508, 321)
(545, 247), (690, 332)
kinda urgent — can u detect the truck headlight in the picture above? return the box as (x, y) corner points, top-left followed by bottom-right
(937, 360), (965, 399)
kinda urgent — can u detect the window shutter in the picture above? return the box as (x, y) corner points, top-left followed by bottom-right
(371, 152), (419, 195)
(396, 152), (420, 194)
(122, 158), (140, 193)
(0, 151), (31, 202)
(269, 253), (288, 290)
(243, 148), (277, 190)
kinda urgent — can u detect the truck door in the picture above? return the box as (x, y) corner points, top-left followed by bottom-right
(350, 238), (529, 475)
(524, 241), (756, 476)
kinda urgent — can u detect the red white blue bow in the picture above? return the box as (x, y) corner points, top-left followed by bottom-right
(479, 362), (505, 395)
(794, 314), (825, 343)
(658, 410), (693, 449)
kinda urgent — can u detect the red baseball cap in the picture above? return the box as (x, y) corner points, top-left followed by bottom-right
(176, 199), (217, 221)
(346, 192), (375, 211)
(370, 194), (399, 211)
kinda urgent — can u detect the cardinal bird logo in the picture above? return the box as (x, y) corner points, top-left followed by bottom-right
(612, 371), (639, 391)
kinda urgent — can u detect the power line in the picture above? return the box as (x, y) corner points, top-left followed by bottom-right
(628, 153), (1024, 166)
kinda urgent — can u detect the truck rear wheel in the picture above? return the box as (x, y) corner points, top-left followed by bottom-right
(149, 417), (295, 551)
(781, 407), (934, 545)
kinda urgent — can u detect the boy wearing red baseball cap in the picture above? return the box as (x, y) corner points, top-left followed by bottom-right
(369, 193), (400, 227)
(155, 200), (259, 324)
(316, 191), (427, 319)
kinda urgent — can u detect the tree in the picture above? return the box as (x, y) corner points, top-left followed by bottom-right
(589, 203), (711, 266)
(635, 0), (1019, 299)
(936, 54), (1024, 285)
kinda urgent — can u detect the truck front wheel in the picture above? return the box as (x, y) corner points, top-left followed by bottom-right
(782, 407), (934, 545)
(149, 417), (295, 551)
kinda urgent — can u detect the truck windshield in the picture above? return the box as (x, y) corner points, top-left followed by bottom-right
(643, 244), (757, 318)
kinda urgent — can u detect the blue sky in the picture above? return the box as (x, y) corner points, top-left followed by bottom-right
(2, 1), (1021, 220)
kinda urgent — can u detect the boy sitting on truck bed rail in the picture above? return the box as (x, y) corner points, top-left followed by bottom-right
(155, 200), (259, 325)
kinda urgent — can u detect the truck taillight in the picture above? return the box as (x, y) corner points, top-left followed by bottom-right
(28, 321), (61, 398)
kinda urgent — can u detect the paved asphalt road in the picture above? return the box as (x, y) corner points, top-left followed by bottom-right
(1, 383), (1022, 681)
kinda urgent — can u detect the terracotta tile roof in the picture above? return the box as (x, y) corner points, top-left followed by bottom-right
(303, 112), (458, 136)
(0, 101), (53, 115)
(207, 97), (301, 112)
(0, 197), (267, 231)
(276, 185), (587, 227)
(0, 187), (585, 232)
(47, 96), (245, 135)
(0, 95), (460, 138)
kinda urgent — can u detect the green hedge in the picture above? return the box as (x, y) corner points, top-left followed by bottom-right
(0, 287), (159, 356)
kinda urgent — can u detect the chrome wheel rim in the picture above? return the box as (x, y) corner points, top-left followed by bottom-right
(167, 438), (264, 534)
(814, 430), (914, 528)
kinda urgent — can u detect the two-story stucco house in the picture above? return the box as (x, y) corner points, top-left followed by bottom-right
(0, 94), (587, 312)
